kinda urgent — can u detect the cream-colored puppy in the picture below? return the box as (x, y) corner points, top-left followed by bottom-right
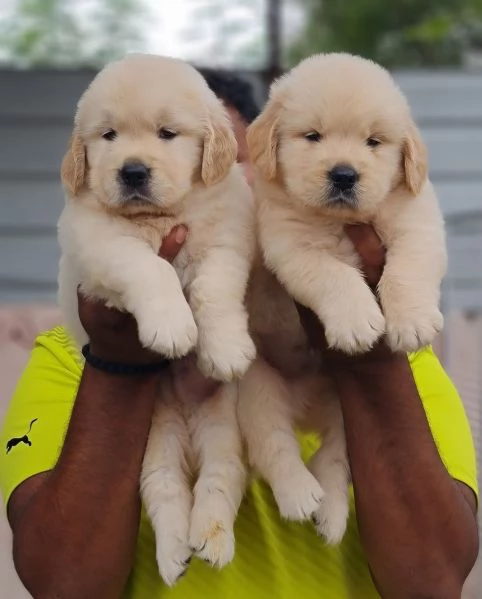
(238, 53), (447, 545)
(58, 54), (254, 585)
(248, 52), (446, 355)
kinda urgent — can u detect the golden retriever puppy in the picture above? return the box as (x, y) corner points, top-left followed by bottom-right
(58, 54), (254, 585)
(248, 52), (446, 355)
(238, 53), (447, 545)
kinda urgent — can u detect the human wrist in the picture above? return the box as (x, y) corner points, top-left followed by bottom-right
(325, 338), (408, 380)
(88, 338), (165, 366)
(82, 360), (163, 391)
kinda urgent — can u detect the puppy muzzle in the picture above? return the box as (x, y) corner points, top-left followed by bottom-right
(326, 164), (359, 208)
(117, 161), (153, 204)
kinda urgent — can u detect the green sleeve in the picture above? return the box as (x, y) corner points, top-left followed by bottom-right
(409, 347), (479, 500)
(0, 327), (81, 506)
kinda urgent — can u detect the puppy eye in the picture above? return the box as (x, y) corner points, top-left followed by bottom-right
(158, 128), (177, 140)
(102, 129), (117, 141)
(366, 137), (381, 148)
(305, 131), (322, 143)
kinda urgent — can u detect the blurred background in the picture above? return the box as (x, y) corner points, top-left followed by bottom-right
(0, 0), (480, 597)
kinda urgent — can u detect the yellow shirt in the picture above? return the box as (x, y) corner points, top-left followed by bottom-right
(0, 327), (478, 599)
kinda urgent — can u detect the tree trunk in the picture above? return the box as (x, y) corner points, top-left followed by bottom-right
(265, 0), (282, 88)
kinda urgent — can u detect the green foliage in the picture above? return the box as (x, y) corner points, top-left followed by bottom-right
(288, 0), (482, 67)
(0, 0), (83, 66)
(0, 0), (149, 67)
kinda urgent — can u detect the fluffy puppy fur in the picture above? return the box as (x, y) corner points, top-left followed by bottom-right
(248, 52), (446, 355)
(58, 54), (255, 585)
(238, 53), (447, 544)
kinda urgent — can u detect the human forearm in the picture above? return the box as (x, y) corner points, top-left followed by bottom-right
(13, 365), (159, 599)
(332, 352), (478, 599)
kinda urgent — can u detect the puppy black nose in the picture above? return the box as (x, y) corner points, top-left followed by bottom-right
(329, 165), (359, 190)
(120, 163), (150, 188)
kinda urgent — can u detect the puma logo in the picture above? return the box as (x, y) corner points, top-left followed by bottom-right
(6, 419), (38, 454)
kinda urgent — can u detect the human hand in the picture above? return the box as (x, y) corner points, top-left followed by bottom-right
(78, 225), (188, 364)
(170, 353), (221, 403)
(344, 223), (385, 290)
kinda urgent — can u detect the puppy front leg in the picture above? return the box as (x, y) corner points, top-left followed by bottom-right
(189, 249), (256, 381)
(188, 382), (246, 567)
(141, 378), (193, 587)
(64, 225), (197, 358)
(260, 219), (385, 354)
(377, 189), (447, 352)
(238, 358), (325, 521)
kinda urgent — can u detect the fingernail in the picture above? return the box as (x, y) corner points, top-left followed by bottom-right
(175, 226), (187, 244)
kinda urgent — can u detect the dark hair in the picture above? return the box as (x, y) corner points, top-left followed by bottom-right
(197, 67), (260, 124)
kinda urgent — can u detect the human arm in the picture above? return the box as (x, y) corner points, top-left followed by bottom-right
(334, 348), (478, 599)
(299, 225), (478, 599)
(5, 227), (212, 599)
(10, 367), (160, 599)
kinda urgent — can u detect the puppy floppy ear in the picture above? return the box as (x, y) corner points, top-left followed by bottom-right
(402, 121), (428, 195)
(202, 107), (238, 186)
(61, 131), (87, 196)
(246, 98), (281, 181)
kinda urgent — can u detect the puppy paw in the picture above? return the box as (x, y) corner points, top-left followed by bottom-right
(323, 298), (385, 354)
(197, 321), (256, 382)
(272, 467), (325, 521)
(137, 299), (198, 358)
(155, 528), (192, 587)
(386, 306), (443, 353)
(312, 492), (349, 545)
(189, 496), (235, 568)
(189, 521), (235, 569)
(104, 297), (124, 311)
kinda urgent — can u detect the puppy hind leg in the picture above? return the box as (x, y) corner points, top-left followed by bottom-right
(238, 359), (324, 521)
(308, 400), (350, 545)
(141, 380), (192, 587)
(188, 382), (247, 568)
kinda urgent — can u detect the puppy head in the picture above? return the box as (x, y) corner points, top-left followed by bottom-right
(61, 53), (237, 215)
(249, 53), (428, 218)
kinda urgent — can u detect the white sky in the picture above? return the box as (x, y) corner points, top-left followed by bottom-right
(146, 0), (193, 58)
(145, 0), (304, 68)
(145, 0), (271, 67)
